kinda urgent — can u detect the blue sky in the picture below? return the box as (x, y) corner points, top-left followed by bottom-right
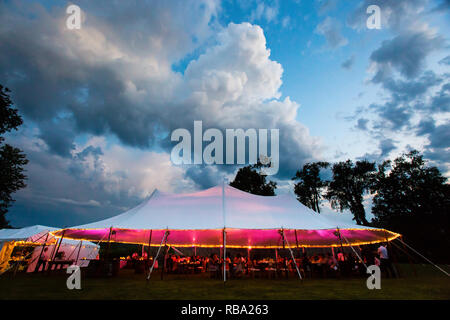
(0, 0), (449, 227)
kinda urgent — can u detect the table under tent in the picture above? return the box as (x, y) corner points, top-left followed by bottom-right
(51, 184), (404, 280)
(0, 225), (99, 275)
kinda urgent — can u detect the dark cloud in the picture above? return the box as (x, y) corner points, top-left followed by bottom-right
(439, 55), (450, 65)
(0, 2), (322, 182)
(357, 138), (396, 162)
(315, 17), (348, 49)
(370, 101), (412, 131)
(379, 138), (396, 157)
(6, 142), (140, 227)
(428, 122), (450, 149)
(381, 71), (442, 102)
(430, 82), (450, 112)
(370, 32), (444, 81)
(341, 55), (355, 70)
(420, 120), (450, 173)
(416, 118), (436, 136)
(347, 0), (427, 32)
(0, 0), (219, 150)
(348, 0), (449, 175)
(38, 118), (76, 158)
(356, 118), (369, 130)
(318, 0), (338, 15)
(363, 70), (446, 132)
(1, 2), (328, 228)
(429, 0), (450, 13)
(185, 165), (220, 189)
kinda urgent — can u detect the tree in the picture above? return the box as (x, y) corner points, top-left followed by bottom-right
(0, 85), (28, 228)
(372, 150), (448, 221)
(292, 162), (329, 212)
(230, 163), (277, 196)
(325, 160), (376, 225)
(371, 150), (450, 262)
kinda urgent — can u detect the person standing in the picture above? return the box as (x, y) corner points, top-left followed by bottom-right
(377, 243), (396, 278)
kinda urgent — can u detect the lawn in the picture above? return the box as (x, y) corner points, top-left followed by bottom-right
(1, 264), (449, 300)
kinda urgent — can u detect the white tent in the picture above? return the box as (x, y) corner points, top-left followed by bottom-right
(53, 185), (400, 248)
(0, 225), (99, 273)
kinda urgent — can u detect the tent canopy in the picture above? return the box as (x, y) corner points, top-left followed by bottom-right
(0, 225), (98, 247)
(53, 185), (400, 248)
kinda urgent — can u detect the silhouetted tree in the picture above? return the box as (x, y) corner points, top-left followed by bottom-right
(0, 85), (28, 228)
(292, 162), (329, 212)
(230, 163), (276, 196)
(372, 150), (448, 221)
(325, 160), (376, 225)
(371, 151), (449, 262)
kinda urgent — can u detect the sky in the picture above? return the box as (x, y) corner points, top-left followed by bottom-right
(0, 0), (449, 228)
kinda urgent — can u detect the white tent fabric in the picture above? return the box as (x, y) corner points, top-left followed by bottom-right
(0, 225), (98, 246)
(0, 225), (99, 271)
(71, 185), (369, 230)
(53, 185), (400, 248)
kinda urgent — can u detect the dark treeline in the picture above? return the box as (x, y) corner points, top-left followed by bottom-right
(0, 85), (28, 228)
(230, 151), (450, 263)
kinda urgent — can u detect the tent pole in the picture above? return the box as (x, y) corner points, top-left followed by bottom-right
(51, 229), (65, 262)
(275, 247), (278, 275)
(147, 230), (168, 281)
(223, 228), (227, 283)
(66, 240), (81, 261)
(247, 247), (250, 274)
(34, 232), (50, 272)
(147, 230), (153, 258)
(146, 229), (153, 276)
(294, 229), (301, 258)
(336, 228), (345, 261)
(281, 229), (302, 280)
(161, 231), (169, 280)
(104, 227), (113, 261)
(75, 241), (83, 265)
(222, 176), (227, 284)
(340, 234), (367, 270)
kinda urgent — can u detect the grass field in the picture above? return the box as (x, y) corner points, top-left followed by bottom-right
(1, 264), (449, 300)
